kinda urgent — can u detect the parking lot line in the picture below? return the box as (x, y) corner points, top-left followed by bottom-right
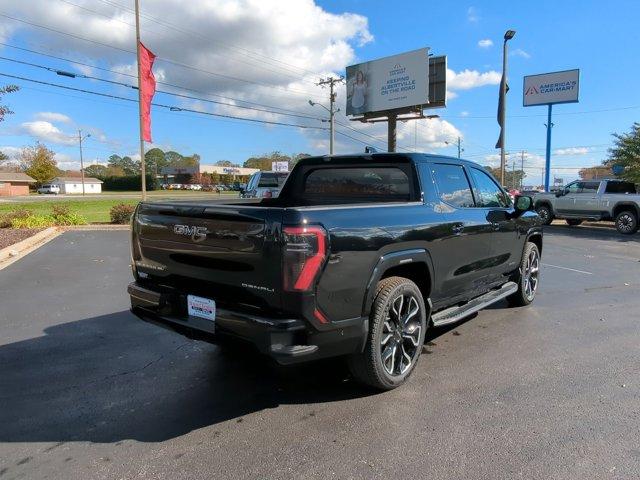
(542, 263), (593, 275)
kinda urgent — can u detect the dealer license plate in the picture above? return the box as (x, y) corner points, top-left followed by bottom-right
(187, 295), (216, 322)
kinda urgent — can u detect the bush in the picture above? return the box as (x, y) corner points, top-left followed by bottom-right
(110, 203), (136, 224)
(102, 174), (158, 191)
(51, 204), (86, 226)
(0, 208), (32, 228)
(11, 215), (56, 229)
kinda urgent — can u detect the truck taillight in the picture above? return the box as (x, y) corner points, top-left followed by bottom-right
(282, 226), (327, 292)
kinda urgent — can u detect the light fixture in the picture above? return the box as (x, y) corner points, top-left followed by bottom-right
(504, 30), (516, 41)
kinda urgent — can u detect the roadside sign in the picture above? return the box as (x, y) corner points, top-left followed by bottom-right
(523, 69), (580, 107)
(346, 48), (429, 116)
(271, 161), (289, 172)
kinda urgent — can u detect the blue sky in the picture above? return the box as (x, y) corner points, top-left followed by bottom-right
(0, 0), (638, 185)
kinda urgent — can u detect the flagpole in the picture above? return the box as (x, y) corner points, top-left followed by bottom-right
(134, 0), (146, 200)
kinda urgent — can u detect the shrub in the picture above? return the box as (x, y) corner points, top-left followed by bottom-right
(11, 215), (56, 229)
(0, 208), (32, 228)
(102, 174), (158, 191)
(51, 204), (86, 226)
(110, 203), (136, 224)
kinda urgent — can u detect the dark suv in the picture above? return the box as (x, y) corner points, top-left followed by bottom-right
(129, 153), (542, 389)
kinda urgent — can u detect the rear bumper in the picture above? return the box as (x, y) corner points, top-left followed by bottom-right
(128, 282), (367, 365)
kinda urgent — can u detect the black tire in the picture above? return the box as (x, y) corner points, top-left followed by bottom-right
(615, 210), (638, 235)
(348, 276), (427, 390)
(536, 204), (553, 225)
(566, 219), (583, 226)
(507, 242), (541, 307)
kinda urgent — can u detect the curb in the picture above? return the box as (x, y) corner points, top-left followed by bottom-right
(60, 224), (130, 231)
(0, 227), (62, 270)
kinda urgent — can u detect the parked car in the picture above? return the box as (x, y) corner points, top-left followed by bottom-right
(534, 179), (640, 234)
(129, 153), (542, 390)
(241, 171), (289, 198)
(37, 184), (60, 195)
(167, 184), (182, 190)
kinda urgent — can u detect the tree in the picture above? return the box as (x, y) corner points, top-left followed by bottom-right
(579, 165), (612, 180)
(605, 122), (640, 183)
(144, 148), (167, 175)
(19, 143), (59, 185)
(482, 165), (525, 190)
(84, 164), (109, 178)
(244, 151), (291, 171)
(108, 154), (140, 175)
(215, 160), (235, 167)
(0, 85), (19, 123)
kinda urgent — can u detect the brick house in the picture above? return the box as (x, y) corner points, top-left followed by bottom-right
(0, 172), (36, 196)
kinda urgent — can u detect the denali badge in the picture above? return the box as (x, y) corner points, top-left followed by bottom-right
(173, 224), (209, 242)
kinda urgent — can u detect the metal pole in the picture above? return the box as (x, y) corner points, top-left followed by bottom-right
(520, 150), (525, 190)
(329, 81), (335, 155)
(388, 113), (397, 152)
(134, 0), (146, 200)
(457, 136), (461, 158)
(544, 104), (553, 192)
(78, 129), (86, 196)
(500, 39), (508, 186)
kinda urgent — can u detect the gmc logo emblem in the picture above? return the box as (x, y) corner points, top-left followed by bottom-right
(173, 224), (209, 242)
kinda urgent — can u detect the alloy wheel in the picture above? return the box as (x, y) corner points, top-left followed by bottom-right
(617, 214), (634, 233)
(380, 293), (422, 376)
(523, 248), (540, 301)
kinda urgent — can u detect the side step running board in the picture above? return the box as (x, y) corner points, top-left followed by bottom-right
(431, 281), (518, 327)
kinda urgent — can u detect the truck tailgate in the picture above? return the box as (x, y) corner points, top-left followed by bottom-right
(133, 202), (283, 313)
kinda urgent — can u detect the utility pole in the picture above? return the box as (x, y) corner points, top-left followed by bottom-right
(134, 0), (146, 200)
(520, 150), (525, 190)
(314, 76), (343, 155)
(457, 136), (463, 158)
(78, 129), (90, 196)
(511, 160), (516, 190)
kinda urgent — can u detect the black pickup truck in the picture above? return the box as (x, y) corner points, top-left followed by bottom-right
(128, 153), (543, 390)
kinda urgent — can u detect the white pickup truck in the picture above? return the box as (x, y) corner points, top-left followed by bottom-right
(534, 179), (639, 234)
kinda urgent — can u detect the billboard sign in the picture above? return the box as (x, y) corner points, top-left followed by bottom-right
(271, 161), (289, 172)
(427, 55), (447, 109)
(346, 48), (429, 116)
(523, 69), (580, 107)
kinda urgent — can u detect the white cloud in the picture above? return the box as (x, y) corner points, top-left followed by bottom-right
(0, 146), (22, 160)
(511, 48), (531, 59)
(467, 7), (480, 23)
(554, 147), (591, 156)
(478, 39), (493, 48)
(34, 112), (72, 124)
(447, 68), (501, 90)
(460, 111), (470, 117)
(19, 121), (77, 146)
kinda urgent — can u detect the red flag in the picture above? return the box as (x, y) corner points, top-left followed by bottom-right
(138, 42), (156, 142)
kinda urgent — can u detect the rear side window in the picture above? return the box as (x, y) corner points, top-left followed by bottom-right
(605, 182), (637, 194)
(303, 167), (410, 199)
(431, 164), (475, 208)
(258, 172), (288, 188)
(468, 168), (510, 207)
(581, 182), (599, 194)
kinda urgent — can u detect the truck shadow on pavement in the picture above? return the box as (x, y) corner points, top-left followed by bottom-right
(544, 224), (639, 243)
(0, 309), (460, 444)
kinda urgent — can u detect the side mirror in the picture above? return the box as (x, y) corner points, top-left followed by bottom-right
(555, 190), (564, 197)
(515, 195), (533, 213)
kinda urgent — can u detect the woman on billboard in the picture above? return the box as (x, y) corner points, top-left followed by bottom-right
(349, 70), (367, 115)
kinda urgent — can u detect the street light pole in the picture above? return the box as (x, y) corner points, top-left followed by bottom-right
(78, 129), (90, 196)
(314, 77), (343, 155)
(499, 30), (516, 186)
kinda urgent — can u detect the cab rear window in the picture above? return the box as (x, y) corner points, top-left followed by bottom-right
(303, 167), (411, 200)
(605, 182), (637, 194)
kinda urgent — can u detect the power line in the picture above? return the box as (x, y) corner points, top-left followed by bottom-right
(56, 0), (319, 85)
(0, 55), (325, 121)
(0, 13), (324, 100)
(94, 0), (320, 78)
(0, 72), (327, 130)
(0, 42), (320, 117)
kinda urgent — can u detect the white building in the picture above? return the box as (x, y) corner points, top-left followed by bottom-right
(52, 177), (103, 194)
(199, 165), (259, 176)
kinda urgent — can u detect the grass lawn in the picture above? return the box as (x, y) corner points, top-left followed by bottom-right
(0, 199), (140, 223)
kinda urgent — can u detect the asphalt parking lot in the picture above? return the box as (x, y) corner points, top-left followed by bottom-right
(1, 227), (639, 479)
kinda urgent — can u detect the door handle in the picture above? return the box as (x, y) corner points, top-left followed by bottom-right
(452, 224), (464, 234)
